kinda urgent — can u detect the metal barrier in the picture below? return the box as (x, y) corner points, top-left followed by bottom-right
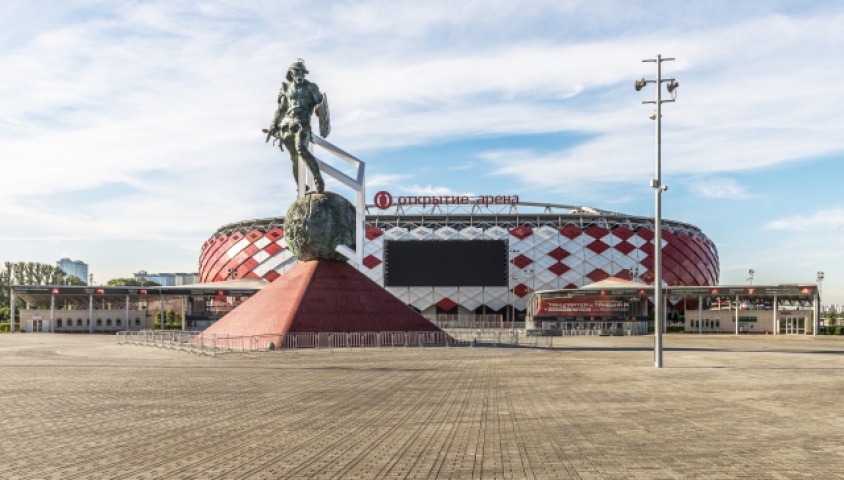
(378, 331), (405, 348)
(424, 314), (503, 330)
(117, 329), (557, 355)
(290, 332), (318, 350)
(442, 329), (553, 348)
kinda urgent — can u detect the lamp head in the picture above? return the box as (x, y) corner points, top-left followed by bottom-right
(667, 80), (679, 93)
(634, 78), (647, 91)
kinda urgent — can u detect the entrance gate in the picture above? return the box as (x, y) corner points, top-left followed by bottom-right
(26, 320), (46, 332)
(780, 316), (805, 335)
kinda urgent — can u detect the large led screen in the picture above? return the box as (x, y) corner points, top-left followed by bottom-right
(384, 240), (508, 287)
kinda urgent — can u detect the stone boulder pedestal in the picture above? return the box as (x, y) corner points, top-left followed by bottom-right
(283, 192), (355, 262)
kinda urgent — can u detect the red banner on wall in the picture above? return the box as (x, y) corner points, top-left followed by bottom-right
(535, 296), (630, 317)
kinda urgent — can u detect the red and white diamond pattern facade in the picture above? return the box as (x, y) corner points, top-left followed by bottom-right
(200, 216), (719, 313)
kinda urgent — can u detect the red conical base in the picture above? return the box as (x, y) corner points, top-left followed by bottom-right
(201, 260), (440, 336)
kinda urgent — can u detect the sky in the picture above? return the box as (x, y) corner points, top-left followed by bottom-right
(2, 1), (844, 305)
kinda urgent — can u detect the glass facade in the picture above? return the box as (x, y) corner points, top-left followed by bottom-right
(57, 258), (88, 284)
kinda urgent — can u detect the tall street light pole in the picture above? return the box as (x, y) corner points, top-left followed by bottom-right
(817, 271), (824, 303)
(636, 54), (679, 369)
(817, 271), (825, 335)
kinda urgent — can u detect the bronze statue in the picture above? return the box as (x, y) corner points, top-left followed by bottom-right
(266, 59), (330, 193)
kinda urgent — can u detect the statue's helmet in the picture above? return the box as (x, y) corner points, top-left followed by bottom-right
(286, 58), (308, 81)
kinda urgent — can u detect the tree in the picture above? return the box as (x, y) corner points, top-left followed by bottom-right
(828, 311), (838, 328)
(65, 275), (86, 286)
(0, 264), (11, 310)
(0, 261), (69, 312)
(2, 261), (68, 286)
(106, 278), (161, 287)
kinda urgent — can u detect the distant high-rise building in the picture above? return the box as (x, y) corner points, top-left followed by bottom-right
(134, 271), (198, 286)
(174, 273), (199, 285)
(57, 258), (88, 285)
(822, 304), (841, 314)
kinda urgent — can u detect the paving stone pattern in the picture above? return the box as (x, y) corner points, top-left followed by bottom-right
(1, 334), (844, 479)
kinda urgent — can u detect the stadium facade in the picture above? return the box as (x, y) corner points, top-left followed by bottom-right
(199, 196), (719, 319)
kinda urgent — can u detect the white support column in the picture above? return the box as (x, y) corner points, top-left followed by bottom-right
(813, 293), (819, 336)
(125, 295), (130, 332)
(50, 294), (55, 333)
(773, 295), (778, 335)
(297, 152), (310, 199)
(698, 295), (702, 335)
(10, 288), (15, 333)
(88, 295), (94, 333)
(311, 136), (366, 266)
(735, 295), (740, 335)
(160, 294), (165, 331)
(181, 296), (186, 332)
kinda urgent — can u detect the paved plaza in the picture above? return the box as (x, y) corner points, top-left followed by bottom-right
(1, 333), (844, 479)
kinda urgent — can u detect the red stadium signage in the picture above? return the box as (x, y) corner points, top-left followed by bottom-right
(374, 191), (393, 209)
(373, 191), (520, 210)
(535, 296), (630, 317)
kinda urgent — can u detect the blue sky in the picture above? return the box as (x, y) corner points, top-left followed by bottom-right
(2, 1), (843, 305)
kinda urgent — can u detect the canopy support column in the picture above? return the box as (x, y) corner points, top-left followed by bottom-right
(10, 288), (15, 333)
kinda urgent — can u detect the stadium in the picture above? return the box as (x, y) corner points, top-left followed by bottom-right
(199, 194), (720, 323)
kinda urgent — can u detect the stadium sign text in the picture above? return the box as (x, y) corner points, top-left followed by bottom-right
(373, 191), (520, 210)
(535, 297), (630, 317)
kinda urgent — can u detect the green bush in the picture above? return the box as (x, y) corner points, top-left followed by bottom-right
(0, 323), (10, 333)
(150, 322), (183, 330)
(835, 326), (844, 336)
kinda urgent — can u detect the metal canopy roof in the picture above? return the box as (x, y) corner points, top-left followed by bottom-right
(534, 284), (819, 302)
(10, 279), (267, 305)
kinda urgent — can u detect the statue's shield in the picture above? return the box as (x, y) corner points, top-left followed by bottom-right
(316, 92), (331, 138)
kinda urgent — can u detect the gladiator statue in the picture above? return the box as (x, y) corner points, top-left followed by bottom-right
(265, 59), (330, 193)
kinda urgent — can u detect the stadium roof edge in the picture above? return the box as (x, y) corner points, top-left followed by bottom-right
(209, 201), (704, 238)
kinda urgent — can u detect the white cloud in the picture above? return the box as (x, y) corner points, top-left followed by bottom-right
(3, 0), (844, 294)
(366, 173), (414, 188)
(767, 208), (844, 231)
(689, 178), (751, 199)
(399, 185), (472, 197)
(446, 163), (475, 171)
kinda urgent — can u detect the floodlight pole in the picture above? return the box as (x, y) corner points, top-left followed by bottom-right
(817, 271), (824, 305)
(639, 54), (677, 369)
(817, 271), (824, 336)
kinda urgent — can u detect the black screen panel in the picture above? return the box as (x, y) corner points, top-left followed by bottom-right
(384, 240), (508, 287)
